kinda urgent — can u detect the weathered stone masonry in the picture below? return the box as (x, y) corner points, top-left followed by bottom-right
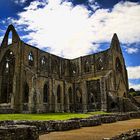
(0, 24), (130, 113)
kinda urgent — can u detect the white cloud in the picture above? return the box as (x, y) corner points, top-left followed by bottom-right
(129, 83), (140, 91)
(8, 0), (140, 58)
(13, 0), (27, 5)
(126, 47), (139, 54)
(127, 66), (140, 79)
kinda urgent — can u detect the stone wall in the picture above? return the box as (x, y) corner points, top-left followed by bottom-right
(0, 125), (38, 140)
(103, 129), (140, 140)
(0, 111), (139, 139)
(0, 25), (130, 113)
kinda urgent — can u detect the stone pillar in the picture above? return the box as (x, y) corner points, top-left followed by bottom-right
(81, 81), (87, 113)
(11, 74), (16, 109)
(49, 79), (53, 112)
(36, 88), (41, 113)
(66, 95), (70, 112)
(64, 82), (70, 112)
(52, 79), (57, 112)
(60, 83), (64, 112)
(54, 92), (57, 112)
(100, 77), (107, 112)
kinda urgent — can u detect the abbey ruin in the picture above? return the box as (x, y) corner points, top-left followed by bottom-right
(0, 25), (130, 113)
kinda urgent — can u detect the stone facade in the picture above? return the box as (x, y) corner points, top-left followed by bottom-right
(0, 25), (129, 113)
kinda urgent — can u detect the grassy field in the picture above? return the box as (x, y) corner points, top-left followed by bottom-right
(0, 111), (108, 121)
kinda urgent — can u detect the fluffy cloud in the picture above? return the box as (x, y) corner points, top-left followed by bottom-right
(7, 0), (140, 58)
(127, 66), (140, 79)
(126, 47), (139, 54)
(13, 0), (27, 5)
(129, 83), (140, 91)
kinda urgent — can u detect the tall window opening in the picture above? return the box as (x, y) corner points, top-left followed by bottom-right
(0, 51), (15, 103)
(40, 56), (47, 70)
(57, 85), (61, 103)
(8, 31), (12, 45)
(23, 82), (29, 103)
(28, 52), (34, 66)
(68, 87), (72, 103)
(43, 83), (49, 103)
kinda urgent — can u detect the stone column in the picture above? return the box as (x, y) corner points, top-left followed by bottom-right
(52, 79), (57, 112)
(11, 74), (16, 109)
(100, 77), (107, 111)
(60, 82), (64, 112)
(49, 79), (53, 112)
(64, 82), (70, 112)
(81, 81), (87, 113)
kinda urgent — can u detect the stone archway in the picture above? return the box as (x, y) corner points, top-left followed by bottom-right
(57, 85), (61, 103)
(0, 50), (15, 104)
(43, 83), (49, 103)
(23, 82), (29, 103)
(22, 82), (29, 111)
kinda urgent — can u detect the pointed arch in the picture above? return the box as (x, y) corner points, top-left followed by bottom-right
(28, 52), (34, 66)
(43, 82), (49, 103)
(23, 82), (29, 103)
(1, 24), (20, 47)
(8, 31), (12, 45)
(68, 87), (72, 103)
(57, 85), (61, 103)
(0, 50), (15, 103)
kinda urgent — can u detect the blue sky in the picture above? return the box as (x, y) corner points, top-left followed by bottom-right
(0, 0), (140, 90)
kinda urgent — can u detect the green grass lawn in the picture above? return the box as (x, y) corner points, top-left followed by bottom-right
(0, 111), (108, 121)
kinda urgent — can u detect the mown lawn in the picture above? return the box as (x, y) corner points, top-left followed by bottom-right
(0, 111), (108, 121)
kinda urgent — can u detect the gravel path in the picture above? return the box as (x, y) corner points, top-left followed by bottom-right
(39, 119), (140, 140)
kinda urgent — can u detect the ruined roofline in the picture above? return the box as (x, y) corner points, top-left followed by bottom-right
(23, 41), (110, 61)
(1, 24), (116, 61)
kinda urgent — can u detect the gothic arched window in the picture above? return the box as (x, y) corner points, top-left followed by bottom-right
(40, 56), (47, 70)
(68, 87), (72, 103)
(8, 31), (12, 45)
(23, 82), (29, 103)
(43, 83), (49, 103)
(57, 85), (61, 103)
(28, 52), (34, 66)
(116, 57), (122, 73)
(0, 50), (15, 103)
